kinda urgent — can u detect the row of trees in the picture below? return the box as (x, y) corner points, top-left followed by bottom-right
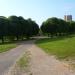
(1, 16), (75, 43)
(41, 17), (75, 37)
(0, 16), (39, 43)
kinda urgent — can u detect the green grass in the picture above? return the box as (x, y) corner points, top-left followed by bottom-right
(0, 43), (17, 53)
(36, 37), (75, 60)
(17, 51), (30, 72)
(18, 54), (29, 68)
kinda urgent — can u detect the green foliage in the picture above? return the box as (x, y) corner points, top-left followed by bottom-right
(41, 17), (75, 37)
(0, 16), (9, 43)
(68, 21), (75, 34)
(36, 37), (75, 60)
(27, 19), (39, 37)
(0, 43), (16, 53)
(17, 52), (29, 69)
(0, 15), (39, 42)
(57, 19), (69, 33)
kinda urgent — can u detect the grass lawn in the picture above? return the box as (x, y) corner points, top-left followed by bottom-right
(0, 43), (17, 53)
(36, 36), (75, 60)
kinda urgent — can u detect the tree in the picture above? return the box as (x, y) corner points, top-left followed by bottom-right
(41, 17), (58, 37)
(8, 16), (21, 40)
(27, 19), (39, 35)
(26, 18), (39, 39)
(41, 17), (69, 37)
(0, 16), (8, 43)
(17, 17), (39, 39)
(57, 19), (69, 36)
(68, 21), (75, 34)
(18, 16), (27, 40)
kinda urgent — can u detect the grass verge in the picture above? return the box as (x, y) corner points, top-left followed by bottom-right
(36, 37), (75, 60)
(0, 43), (17, 53)
(17, 51), (30, 71)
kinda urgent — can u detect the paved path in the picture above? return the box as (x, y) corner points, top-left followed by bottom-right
(0, 39), (75, 75)
(29, 45), (75, 75)
(0, 40), (34, 75)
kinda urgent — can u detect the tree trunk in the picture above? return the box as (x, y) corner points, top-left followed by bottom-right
(1, 36), (4, 43)
(21, 36), (24, 40)
(16, 36), (19, 41)
(26, 36), (30, 40)
(48, 33), (50, 37)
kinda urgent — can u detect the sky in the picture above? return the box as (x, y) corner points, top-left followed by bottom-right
(0, 0), (75, 26)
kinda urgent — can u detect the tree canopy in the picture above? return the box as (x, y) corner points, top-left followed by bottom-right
(0, 15), (39, 43)
(41, 17), (75, 37)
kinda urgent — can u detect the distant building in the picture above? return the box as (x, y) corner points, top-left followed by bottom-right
(64, 15), (72, 22)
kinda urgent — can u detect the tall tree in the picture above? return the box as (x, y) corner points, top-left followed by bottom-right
(26, 18), (39, 39)
(8, 16), (21, 40)
(0, 16), (8, 43)
(41, 17), (58, 37)
(68, 21), (75, 34)
(57, 19), (69, 36)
